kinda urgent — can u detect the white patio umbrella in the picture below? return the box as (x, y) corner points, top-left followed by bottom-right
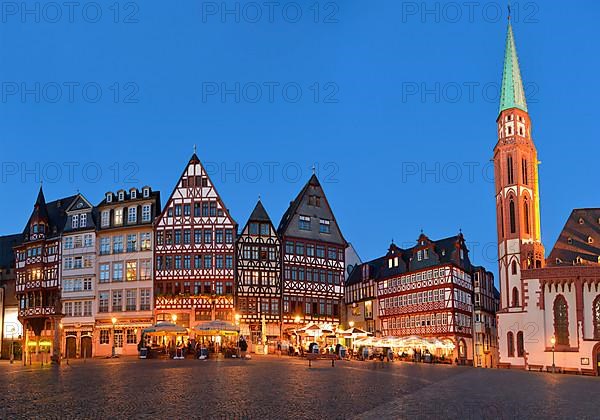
(142, 322), (188, 336)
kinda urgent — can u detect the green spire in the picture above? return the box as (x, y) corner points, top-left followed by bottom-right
(499, 22), (528, 114)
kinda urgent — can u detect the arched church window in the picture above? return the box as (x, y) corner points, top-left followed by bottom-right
(511, 260), (518, 275)
(507, 332), (515, 357)
(517, 331), (525, 357)
(553, 295), (570, 346)
(593, 295), (600, 340)
(512, 287), (520, 307)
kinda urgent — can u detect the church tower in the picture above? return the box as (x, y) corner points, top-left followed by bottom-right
(494, 20), (545, 312)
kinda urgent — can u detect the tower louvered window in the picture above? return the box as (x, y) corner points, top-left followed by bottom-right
(507, 156), (514, 184)
(509, 200), (516, 234)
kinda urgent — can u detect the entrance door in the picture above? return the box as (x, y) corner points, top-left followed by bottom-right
(66, 337), (77, 358)
(81, 336), (92, 359)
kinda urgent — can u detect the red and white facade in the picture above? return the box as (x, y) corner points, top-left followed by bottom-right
(15, 188), (76, 364)
(154, 154), (237, 328)
(278, 174), (347, 330)
(376, 236), (476, 362)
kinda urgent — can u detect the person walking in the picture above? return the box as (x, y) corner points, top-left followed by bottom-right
(239, 336), (248, 359)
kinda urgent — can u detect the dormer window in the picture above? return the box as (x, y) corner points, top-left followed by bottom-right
(576, 256), (583, 264)
(130, 189), (137, 199)
(299, 215), (311, 231)
(143, 188), (150, 198)
(423, 249), (429, 259)
(106, 193), (113, 203)
(118, 191), (125, 201)
(579, 218), (585, 225)
(319, 219), (331, 234)
(567, 237), (573, 245)
(417, 250), (423, 261)
(556, 258), (562, 265)
(588, 237), (594, 244)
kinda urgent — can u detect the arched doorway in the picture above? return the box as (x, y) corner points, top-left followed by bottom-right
(81, 335), (92, 359)
(458, 339), (467, 364)
(65, 336), (77, 359)
(593, 343), (600, 376)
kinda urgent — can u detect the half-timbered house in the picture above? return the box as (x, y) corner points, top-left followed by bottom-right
(154, 154), (237, 328)
(278, 174), (347, 330)
(372, 233), (484, 363)
(15, 187), (77, 364)
(236, 199), (282, 345)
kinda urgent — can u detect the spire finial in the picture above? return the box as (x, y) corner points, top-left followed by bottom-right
(312, 164), (316, 175)
(507, 2), (511, 21)
(193, 144), (197, 155)
(258, 194), (261, 202)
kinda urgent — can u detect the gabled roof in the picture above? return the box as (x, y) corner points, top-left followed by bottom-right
(277, 173), (346, 246)
(547, 208), (600, 266)
(248, 200), (272, 223)
(156, 153), (236, 227)
(0, 234), (23, 269)
(499, 21), (528, 114)
(345, 233), (475, 286)
(65, 194), (93, 213)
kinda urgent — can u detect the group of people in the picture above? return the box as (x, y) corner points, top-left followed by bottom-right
(142, 336), (252, 360)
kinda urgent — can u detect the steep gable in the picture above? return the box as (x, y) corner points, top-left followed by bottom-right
(277, 174), (346, 246)
(156, 153), (237, 228)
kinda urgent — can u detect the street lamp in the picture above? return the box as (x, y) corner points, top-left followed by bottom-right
(111, 317), (117, 358)
(171, 314), (178, 324)
(550, 335), (556, 373)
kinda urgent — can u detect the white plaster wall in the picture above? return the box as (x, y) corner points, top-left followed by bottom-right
(583, 288), (600, 339)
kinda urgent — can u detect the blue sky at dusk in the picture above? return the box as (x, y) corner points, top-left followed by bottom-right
(1, 1), (599, 279)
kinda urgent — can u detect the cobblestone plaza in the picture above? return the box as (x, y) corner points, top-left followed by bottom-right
(1, 357), (598, 419)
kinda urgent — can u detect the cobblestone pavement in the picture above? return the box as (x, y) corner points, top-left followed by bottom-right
(0, 356), (598, 419)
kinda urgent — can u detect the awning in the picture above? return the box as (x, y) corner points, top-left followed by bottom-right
(142, 322), (188, 336)
(192, 320), (240, 336)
